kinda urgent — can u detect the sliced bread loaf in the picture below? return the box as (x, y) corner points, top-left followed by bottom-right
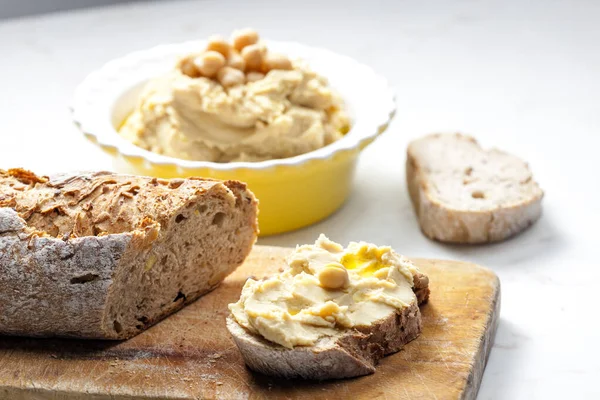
(406, 133), (543, 243)
(0, 168), (258, 339)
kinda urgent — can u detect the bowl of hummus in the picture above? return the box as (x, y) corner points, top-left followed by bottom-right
(72, 29), (395, 235)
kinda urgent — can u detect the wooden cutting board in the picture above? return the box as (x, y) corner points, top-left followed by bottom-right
(0, 245), (500, 400)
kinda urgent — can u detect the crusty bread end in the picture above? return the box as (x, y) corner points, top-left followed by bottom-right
(0, 169), (258, 339)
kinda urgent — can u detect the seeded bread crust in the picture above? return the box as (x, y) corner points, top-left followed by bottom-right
(406, 133), (543, 244)
(0, 169), (258, 339)
(227, 271), (429, 380)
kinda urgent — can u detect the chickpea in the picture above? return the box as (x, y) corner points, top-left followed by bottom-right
(193, 51), (226, 78)
(179, 57), (200, 78)
(227, 50), (246, 71)
(317, 263), (349, 290)
(241, 44), (263, 71)
(231, 28), (259, 51)
(206, 34), (230, 56)
(217, 66), (245, 87)
(262, 53), (292, 73)
(246, 71), (265, 83)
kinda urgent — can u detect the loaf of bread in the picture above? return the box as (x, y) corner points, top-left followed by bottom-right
(406, 133), (543, 243)
(0, 168), (258, 339)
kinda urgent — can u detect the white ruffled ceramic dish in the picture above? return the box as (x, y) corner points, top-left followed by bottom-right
(72, 40), (396, 235)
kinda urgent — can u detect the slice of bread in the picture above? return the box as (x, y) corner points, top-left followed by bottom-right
(0, 168), (258, 339)
(227, 271), (429, 380)
(406, 133), (543, 244)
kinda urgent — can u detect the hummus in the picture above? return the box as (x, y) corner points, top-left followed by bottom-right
(119, 62), (350, 162)
(228, 235), (420, 348)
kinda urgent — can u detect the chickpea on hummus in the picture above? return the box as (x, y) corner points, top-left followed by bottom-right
(119, 29), (350, 162)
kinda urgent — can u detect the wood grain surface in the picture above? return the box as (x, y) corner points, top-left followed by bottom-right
(0, 245), (500, 400)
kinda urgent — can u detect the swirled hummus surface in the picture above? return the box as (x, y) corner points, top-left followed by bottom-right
(119, 41), (350, 162)
(228, 235), (420, 348)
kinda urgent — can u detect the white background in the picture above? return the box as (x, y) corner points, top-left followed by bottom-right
(0, 0), (137, 20)
(1, 0), (599, 398)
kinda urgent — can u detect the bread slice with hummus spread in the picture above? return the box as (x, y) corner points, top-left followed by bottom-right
(227, 235), (429, 379)
(0, 168), (258, 339)
(407, 133), (544, 243)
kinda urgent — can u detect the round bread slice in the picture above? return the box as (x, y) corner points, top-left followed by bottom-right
(406, 133), (544, 244)
(0, 169), (258, 339)
(227, 272), (429, 380)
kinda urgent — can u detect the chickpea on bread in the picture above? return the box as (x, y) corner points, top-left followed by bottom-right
(227, 235), (430, 379)
(0, 169), (258, 339)
(407, 133), (543, 243)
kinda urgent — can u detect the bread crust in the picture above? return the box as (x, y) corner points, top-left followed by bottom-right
(0, 169), (258, 339)
(406, 134), (543, 244)
(227, 272), (429, 380)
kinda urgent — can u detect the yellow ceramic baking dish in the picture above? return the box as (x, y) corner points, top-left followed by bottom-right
(72, 41), (395, 235)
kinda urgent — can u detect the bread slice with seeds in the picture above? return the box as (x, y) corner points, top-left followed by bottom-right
(406, 133), (543, 243)
(0, 168), (258, 339)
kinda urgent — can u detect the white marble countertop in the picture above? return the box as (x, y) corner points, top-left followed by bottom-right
(1, 0), (598, 398)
